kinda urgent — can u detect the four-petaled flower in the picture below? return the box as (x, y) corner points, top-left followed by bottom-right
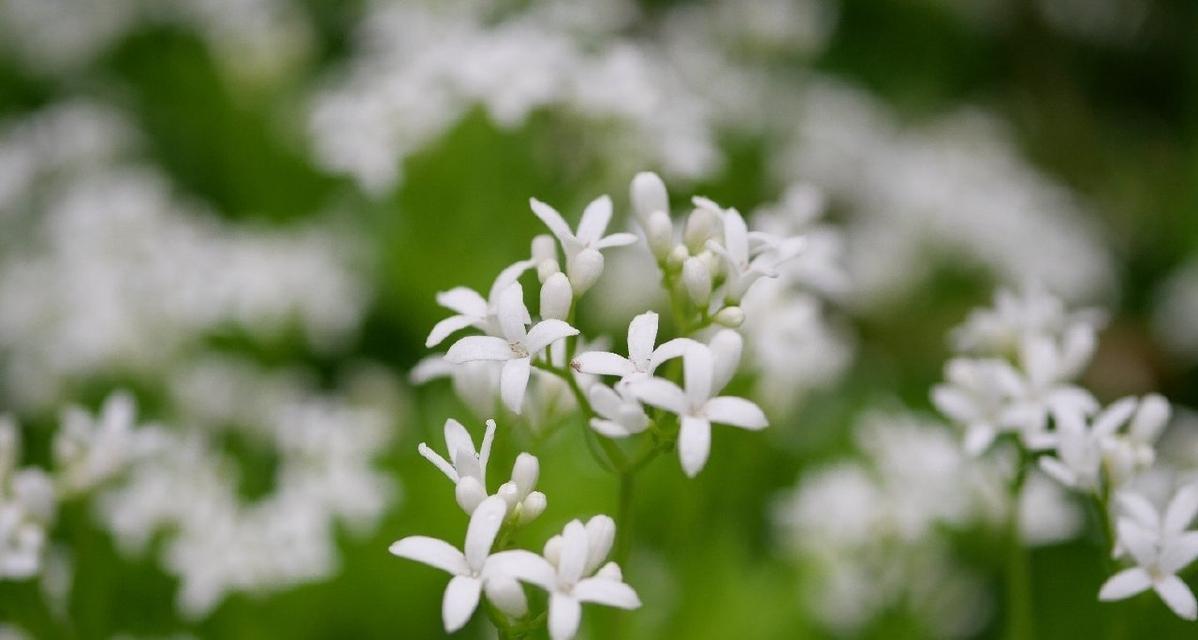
(571, 311), (689, 384)
(445, 283), (578, 414)
(632, 342), (768, 476)
(1099, 486), (1198, 620)
(425, 259), (534, 348)
(530, 196), (638, 293)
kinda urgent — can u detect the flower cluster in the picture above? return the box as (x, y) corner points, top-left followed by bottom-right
(935, 286), (1198, 620)
(398, 172), (797, 636)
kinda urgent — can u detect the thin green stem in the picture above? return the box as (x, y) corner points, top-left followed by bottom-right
(615, 472), (636, 566)
(1006, 455), (1034, 640)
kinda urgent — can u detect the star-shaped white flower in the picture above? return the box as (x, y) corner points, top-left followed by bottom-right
(418, 418), (496, 514)
(571, 311), (690, 384)
(1001, 332), (1099, 436)
(632, 342), (767, 477)
(425, 259), (534, 348)
(588, 383), (649, 438)
(55, 391), (146, 494)
(445, 283), (579, 414)
(932, 357), (1026, 455)
(705, 204), (804, 304)
(530, 196), (638, 294)
(389, 496), (528, 632)
(1100, 486), (1198, 620)
(1038, 397), (1158, 493)
(1097, 394), (1170, 486)
(490, 516), (641, 640)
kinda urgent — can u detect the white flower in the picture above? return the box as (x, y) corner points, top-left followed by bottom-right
(425, 259), (534, 348)
(529, 196), (638, 293)
(1098, 394), (1170, 486)
(588, 384), (650, 438)
(632, 341), (767, 476)
(445, 283), (579, 414)
(706, 205), (805, 304)
(952, 285), (1104, 356)
(418, 419), (496, 514)
(1099, 486), (1198, 620)
(389, 496), (526, 632)
(495, 453), (547, 526)
(570, 311), (689, 384)
(1038, 399), (1132, 492)
(1001, 333), (1099, 436)
(491, 516), (641, 640)
(54, 390), (146, 494)
(932, 358), (1025, 455)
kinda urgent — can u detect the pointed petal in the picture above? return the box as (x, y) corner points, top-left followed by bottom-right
(1154, 575), (1198, 620)
(531, 198), (577, 248)
(437, 287), (488, 318)
(488, 260), (536, 304)
(1130, 394), (1170, 444)
(480, 419), (496, 485)
(590, 418), (632, 438)
(1038, 457), (1077, 488)
(574, 352), (635, 377)
(963, 423), (997, 456)
(485, 550), (558, 591)
(707, 330), (743, 394)
(418, 443), (460, 482)
(593, 232), (638, 250)
(1160, 532), (1198, 575)
(1117, 492), (1161, 530)
(577, 195), (612, 245)
(626, 312), (659, 369)
(1118, 520), (1158, 568)
(1092, 397), (1137, 438)
(442, 575), (482, 632)
(389, 536), (467, 575)
(446, 336), (514, 363)
(647, 338), (695, 373)
(704, 397), (767, 430)
(525, 319), (580, 354)
(495, 283), (529, 343)
(558, 520), (589, 585)
(1165, 485), (1198, 534)
(678, 415), (712, 477)
(722, 209), (750, 267)
(444, 419), (478, 459)
(427, 315), (480, 348)
(574, 577), (641, 609)
(683, 344), (714, 408)
(584, 515), (615, 575)
(1098, 568), (1152, 601)
(465, 496), (508, 571)
(588, 385), (624, 420)
(630, 378), (688, 415)
(549, 593), (582, 640)
(500, 358), (532, 415)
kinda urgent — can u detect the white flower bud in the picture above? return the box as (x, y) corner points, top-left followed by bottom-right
(485, 575), (529, 618)
(699, 249), (723, 279)
(539, 273), (573, 320)
(682, 257), (711, 306)
(517, 491), (547, 525)
(684, 207), (720, 254)
(511, 453), (539, 496)
(645, 210), (673, 261)
(596, 561), (623, 581)
(714, 306), (745, 328)
(454, 476), (487, 514)
(566, 248), (604, 295)
(531, 234), (557, 264)
(536, 258), (561, 283)
(667, 245), (689, 273)
(631, 171), (669, 223)
(497, 482), (521, 510)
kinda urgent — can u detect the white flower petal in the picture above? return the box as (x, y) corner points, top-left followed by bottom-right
(443, 575), (482, 632)
(573, 352), (635, 377)
(525, 320), (580, 355)
(485, 575), (528, 618)
(593, 232), (638, 250)
(389, 536), (468, 575)
(446, 336), (514, 363)
(648, 338), (694, 373)
(1130, 394), (1170, 444)
(678, 415), (712, 477)
(437, 287), (488, 318)
(932, 386), (980, 424)
(1116, 492), (1160, 530)
(1038, 457), (1077, 488)
(495, 283), (529, 343)
(1164, 485), (1198, 535)
(584, 515), (615, 575)
(590, 418), (632, 438)
(549, 592), (582, 640)
(489, 259), (536, 305)
(485, 550), (558, 591)
(1098, 568), (1152, 601)
(630, 378), (688, 415)
(683, 344), (714, 408)
(626, 312), (658, 369)
(722, 210), (750, 266)
(1092, 397), (1137, 438)
(444, 419), (478, 459)
(704, 397), (767, 430)
(465, 496), (508, 571)
(1161, 532), (1198, 575)
(500, 358), (532, 415)
(1154, 575), (1198, 620)
(530, 198), (577, 249)
(963, 423), (997, 456)
(427, 315), (480, 348)
(558, 520), (589, 585)
(707, 330), (742, 394)
(577, 195), (612, 245)
(1118, 520), (1158, 568)
(418, 443), (459, 482)
(588, 385), (623, 419)
(573, 577), (641, 609)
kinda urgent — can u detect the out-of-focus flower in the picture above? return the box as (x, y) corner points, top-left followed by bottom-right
(1100, 486), (1198, 620)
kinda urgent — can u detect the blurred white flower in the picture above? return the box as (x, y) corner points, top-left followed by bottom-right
(1100, 486), (1198, 620)
(54, 391), (150, 494)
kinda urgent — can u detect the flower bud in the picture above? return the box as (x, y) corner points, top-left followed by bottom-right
(666, 245), (689, 273)
(510, 452), (540, 496)
(566, 248), (604, 295)
(631, 171), (669, 223)
(596, 561), (623, 581)
(485, 575), (529, 618)
(454, 476), (487, 514)
(536, 258), (560, 283)
(684, 206), (721, 254)
(714, 306), (745, 328)
(645, 210), (673, 261)
(497, 481), (521, 510)
(539, 273), (573, 320)
(517, 491), (547, 525)
(682, 256), (711, 306)
(531, 234), (557, 264)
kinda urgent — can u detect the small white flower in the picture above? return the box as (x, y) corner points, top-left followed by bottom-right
(490, 516), (641, 640)
(425, 259), (534, 348)
(445, 283), (579, 414)
(932, 357), (1026, 455)
(588, 384), (650, 438)
(389, 496), (524, 632)
(418, 419), (496, 514)
(496, 453), (547, 526)
(706, 205), (805, 304)
(55, 390), (146, 494)
(529, 196), (638, 294)
(1099, 394), (1170, 486)
(1099, 486), (1198, 620)
(1001, 333), (1099, 436)
(632, 341), (767, 477)
(571, 311), (690, 384)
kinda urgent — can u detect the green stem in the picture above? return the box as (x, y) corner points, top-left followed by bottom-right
(615, 472), (636, 566)
(1006, 458), (1034, 640)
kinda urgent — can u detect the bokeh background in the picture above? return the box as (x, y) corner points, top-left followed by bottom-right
(1, 0), (1197, 638)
